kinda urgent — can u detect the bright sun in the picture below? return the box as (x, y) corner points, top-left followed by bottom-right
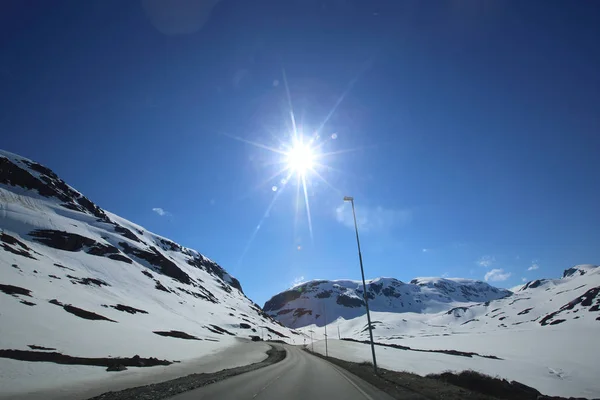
(286, 141), (314, 175)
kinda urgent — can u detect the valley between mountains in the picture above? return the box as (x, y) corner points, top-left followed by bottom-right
(1, 149), (599, 399)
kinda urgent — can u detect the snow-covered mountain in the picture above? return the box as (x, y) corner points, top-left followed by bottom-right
(263, 276), (512, 327)
(0, 150), (300, 393)
(317, 264), (600, 341)
(297, 266), (600, 398)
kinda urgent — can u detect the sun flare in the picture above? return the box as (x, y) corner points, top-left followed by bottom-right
(286, 141), (314, 175)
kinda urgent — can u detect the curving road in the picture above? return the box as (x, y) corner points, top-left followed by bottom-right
(168, 345), (394, 400)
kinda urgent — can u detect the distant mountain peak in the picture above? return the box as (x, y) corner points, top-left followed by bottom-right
(264, 276), (511, 328)
(563, 264), (599, 278)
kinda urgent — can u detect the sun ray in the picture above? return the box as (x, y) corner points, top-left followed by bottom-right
(313, 59), (371, 138)
(220, 131), (288, 155)
(301, 174), (314, 242)
(236, 170), (294, 269)
(310, 168), (342, 195)
(282, 68), (299, 142)
(319, 145), (376, 157)
(313, 161), (369, 182)
(238, 165), (290, 201)
(294, 174), (301, 235)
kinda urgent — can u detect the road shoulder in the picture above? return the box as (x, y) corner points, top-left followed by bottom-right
(86, 344), (286, 400)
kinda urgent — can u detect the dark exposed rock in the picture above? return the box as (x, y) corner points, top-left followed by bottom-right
(563, 266), (595, 278)
(104, 304), (148, 315)
(264, 326), (288, 338)
(293, 308), (312, 318)
(522, 279), (548, 290)
(48, 299), (117, 322)
(186, 255), (243, 293)
(336, 294), (364, 308)
(205, 324), (235, 336)
(0, 283), (32, 297)
(1, 157), (111, 221)
(22, 160), (58, 179)
(157, 238), (180, 252)
(114, 226), (140, 242)
(263, 289), (302, 312)
(315, 290), (332, 298)
(381, 286), (401, 298)
(370, 282), (383, 294)
(0, 349), (171, 368)
(154, 280), (170, 293)
(1, 243), (37, 259)
(108, 253), (133, 263)
(446, 307), (468, 316)
(75, 196), (108, 221)
(29, 230), (125, 262)
(240, 323), (251, 329)
(549, 319), (566, 325)
(28, 345), (56, 351)
(1, 157), (68, 200)
(176, 286), (218, 304)
(1, 232), (37, 259)
(342, 338), (501, 360)
(20, 300), (36, 306)
(517, 308), (533, 315)
(1, 232), (28, 248)
(220, 282), (232, 293)
(356, 289), (375, 300)
(54, 263), (75, 271)
(120, 242), (191, 285)
(540, 286), (600, 326)
(48, 274), (61, 280)
(141, 270), (154, 279)
(66, 275), (109, 287)
(107, 364), (127, 372)
(153, 330), (201, 340)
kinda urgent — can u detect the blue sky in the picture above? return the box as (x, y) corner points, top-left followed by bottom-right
(1, 1), (599, 306)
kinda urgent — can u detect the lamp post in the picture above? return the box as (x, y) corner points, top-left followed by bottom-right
(343, 196), (378, 374)
(323, 305), (328, 357)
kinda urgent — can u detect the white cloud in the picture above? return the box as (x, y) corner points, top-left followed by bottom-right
(335, 203), (411, 233)
(422, 248), (429, 253)
(522, 277), (527, 282)
(291, 276), (305, 288)
(477, 255), (495, 268)
(484, 268), (512, 282)
(152, 207), (171, 217)
(528, 262), (539, 271)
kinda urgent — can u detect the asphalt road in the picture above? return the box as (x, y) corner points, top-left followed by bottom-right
(169, 345), (394, 400)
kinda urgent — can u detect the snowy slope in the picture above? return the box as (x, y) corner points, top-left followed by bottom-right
(264, 276), (511, 327)
(0, 150), (300, 395)
(300, 265), (600, 398)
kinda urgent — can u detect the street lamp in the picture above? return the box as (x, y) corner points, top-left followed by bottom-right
(343, 196), (378, 374)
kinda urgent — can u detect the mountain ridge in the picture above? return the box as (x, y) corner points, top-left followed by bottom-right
(1, 148), (298, 387)
(264, 276), (512, 328)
